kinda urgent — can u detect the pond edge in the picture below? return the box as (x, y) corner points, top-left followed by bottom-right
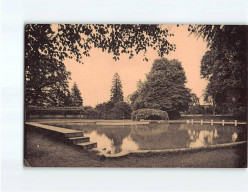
(92, 141), (247, 158)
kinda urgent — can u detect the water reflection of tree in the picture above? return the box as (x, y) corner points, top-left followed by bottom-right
(131, 123), (169, 135)
(187, 129), (219, 147)
(186, 124), (246, 147)
(95, 125), (131, 154)
(130, 123), (190, 150)
(47, 123), (246, 152)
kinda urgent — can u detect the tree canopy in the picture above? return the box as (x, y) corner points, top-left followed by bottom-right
(25, 56), (71, 106)
(189, 25), (247, 115)
(130, 58), (191, 119)
(25, 24), (176, 107)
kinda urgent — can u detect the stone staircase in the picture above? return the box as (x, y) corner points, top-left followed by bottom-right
(25, 122), (97, 150)
(65, 132), (97, 149)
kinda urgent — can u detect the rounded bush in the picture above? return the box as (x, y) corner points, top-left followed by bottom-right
(131, 108), (169, 121)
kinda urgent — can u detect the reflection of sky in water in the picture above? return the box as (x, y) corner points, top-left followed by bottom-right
(84, 131), (114, 152)
(121, 135), (139, 151)
(232, 132), (238, 142)
(47, 123), (246, 154)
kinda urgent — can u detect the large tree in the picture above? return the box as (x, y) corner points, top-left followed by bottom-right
(110, 73), (124, 104)
(25, 25), (72, 107)
(70, 83), (83, 107)
(25, 24), (176, 107)
(46, 82), (71, 107)
(25, 55), (71, 106)
(188, 25), (247, 115)
(130, 58), (191, 119)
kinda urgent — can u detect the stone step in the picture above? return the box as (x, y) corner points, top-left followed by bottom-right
(68, 136), (90, 144)
(77, 142), (97, 150)
(64, 132), (84, 138)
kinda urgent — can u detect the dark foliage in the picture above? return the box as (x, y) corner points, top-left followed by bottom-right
(110, 73), (124, 104)
(131, 108), (169, 121)
(70, 83), (83, 107)
(112, 101), (133, 119)
(187, 105), (205, 114)
(130, 58), (191, 119)
(188, 25), (247, 116)
(95, 101), (132, 120)
(26, 107), (84, 116)
(83, 106), (100, 119)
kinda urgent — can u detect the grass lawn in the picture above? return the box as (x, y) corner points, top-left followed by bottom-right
(24, 130), (247, 168)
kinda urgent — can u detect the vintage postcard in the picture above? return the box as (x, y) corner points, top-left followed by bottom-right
(24, 24), (247, 167)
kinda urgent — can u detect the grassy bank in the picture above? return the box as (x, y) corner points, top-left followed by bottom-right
(25, 130), (247, 168)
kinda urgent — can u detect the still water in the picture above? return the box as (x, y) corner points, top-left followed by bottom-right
(46, 122), (247, 154)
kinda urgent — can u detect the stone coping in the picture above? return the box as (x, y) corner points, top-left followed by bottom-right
(27, 119), (166, 125)
(93, 141), (247, 158)
(25, 122), (82, 134)
(26, 119), (246, 125)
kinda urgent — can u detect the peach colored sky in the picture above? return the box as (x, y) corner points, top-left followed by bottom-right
(64, 25), (208, 107)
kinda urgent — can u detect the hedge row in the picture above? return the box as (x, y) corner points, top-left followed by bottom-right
(131, 108), (169, 121)
(26, 107), (84, 115)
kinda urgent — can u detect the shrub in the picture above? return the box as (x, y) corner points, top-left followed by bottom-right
(187, 105), (205, 114)
(112, 101), (132, 119)
(167, 111), (180, 120)
(95, 101), (132, 120)
(204, 106), (214, 114)
(84, 106), (100, 119)
(131, 108), (169, 121)
(95, 101), (115, 119)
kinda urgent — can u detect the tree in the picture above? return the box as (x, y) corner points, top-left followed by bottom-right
(110, 73), (124, 104)
(188, 25), (247, 58)
(130, 58), (191, 119)
(187, 93), (204, 114)
(25, 24), (72, 107)
(25, 56), (71, 106)
(189, 93), (200, 106)
(70, 83), (83, 107)
(188, 25), (247, 116)
(46, 83), (71, 107)
(129, 79), (146, 109)
(112, 102), (133, 119)
(95, 101), (115, 119)
(64, 90), (72, 107)
(201, 49), (247, 115)
(25, 24), (175, 107)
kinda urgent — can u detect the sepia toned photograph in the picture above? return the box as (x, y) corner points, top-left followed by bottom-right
(24, 24), (247, 168)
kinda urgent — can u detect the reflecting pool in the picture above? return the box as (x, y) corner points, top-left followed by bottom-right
(45, 122), (247, 154)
